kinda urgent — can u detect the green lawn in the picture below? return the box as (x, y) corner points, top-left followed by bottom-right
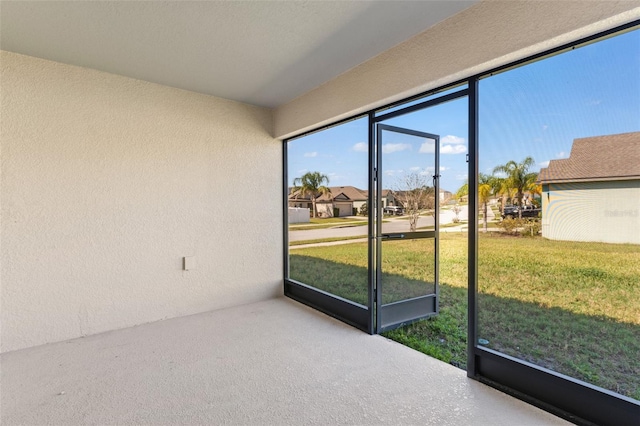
(289, 235), (367, 246)
(289, 217), (368, 231)
(289, 233), (640, 400)
(309, 217), (361, 224)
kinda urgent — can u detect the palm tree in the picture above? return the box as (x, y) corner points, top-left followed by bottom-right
(291, 172), (331, 218)
(455, 177), (492, 231)
(490, 176), (506, 212)
(527, 182), (543, 207)
(493, 157), (538, 219)
(478, 173), (493, 232)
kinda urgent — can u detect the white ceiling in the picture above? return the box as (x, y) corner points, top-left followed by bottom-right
(0, 1), (476, 108)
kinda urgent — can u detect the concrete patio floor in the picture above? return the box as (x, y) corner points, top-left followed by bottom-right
(1, 297), (568, 425)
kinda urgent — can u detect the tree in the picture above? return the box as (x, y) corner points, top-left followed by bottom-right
(358, 201), (368, 217)
(451, 204), (462, 223)
(490, 177), (511, 213)
(291, 172), (331, 218)
(493, 157), (538, 219)
(527, 182), (543, 207)
(455, 182), (468, 201)
(394, 172), (435, 232)
(478, 173), (494, 232)
(456, 175), (494, 231)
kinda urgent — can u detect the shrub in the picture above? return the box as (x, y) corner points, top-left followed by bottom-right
(498, 217), (521, 235)
(522, 219), (541, 237)
(498, 217), (541, 236)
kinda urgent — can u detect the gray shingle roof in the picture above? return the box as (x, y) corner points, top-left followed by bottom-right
(537, 132), (640, 184)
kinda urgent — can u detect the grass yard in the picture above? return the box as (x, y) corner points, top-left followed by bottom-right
(289, 217), (368, 231)
(289, 233), (640, 399)
(289, 235), (367, 246)
(309, 217), (362, 224)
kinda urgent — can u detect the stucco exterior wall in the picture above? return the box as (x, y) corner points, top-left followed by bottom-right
(274, 1), (640, 139)
(1, 52), (282, 352)
(542, 181), (640, 244)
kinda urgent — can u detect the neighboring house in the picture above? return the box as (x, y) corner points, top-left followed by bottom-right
(288, 187), (312, 210)
(439, 189), (453, 204)
(379, 190), (398, 210)
(288, 186), (367, 217)
(288, 186), (398, 217)
(537, 132), (640, 244)
(315, 186), (361, 217)
(356, 189), (398, 210)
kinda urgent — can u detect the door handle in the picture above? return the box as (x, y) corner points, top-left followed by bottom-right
(382, 234), (405, 240)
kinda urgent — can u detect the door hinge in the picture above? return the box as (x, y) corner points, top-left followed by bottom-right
(466, 154), (469, 163)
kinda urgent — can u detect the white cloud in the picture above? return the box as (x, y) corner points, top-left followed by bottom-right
(420, 166), (449, 176)
(456, 174), (468, 181)
(406, 165), (447, 174)
(382, 143), (411, 154)
(542, 125), (549, 131)
(304, 152), (318, 157)
(539, 160), (550, 168)
(352, 142), (367, 152)
(441, 144), (467, 154)
(384, 169), (404, 176)
(441, 135), (465, 145)
(421, 135), (467, 155)
(441, 135), (467, 155)
(556, 151), (568, 158)
(421, 167), (435, 175)
(419, 140), (436, 154)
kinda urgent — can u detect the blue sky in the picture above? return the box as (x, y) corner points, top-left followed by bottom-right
(288, 28), (639, 193)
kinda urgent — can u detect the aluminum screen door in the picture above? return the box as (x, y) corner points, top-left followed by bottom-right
(375, 124), (440, 333)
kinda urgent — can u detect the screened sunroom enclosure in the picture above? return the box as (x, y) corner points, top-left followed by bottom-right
(285, 87), (467, 334)
(284, 22), (640, 426)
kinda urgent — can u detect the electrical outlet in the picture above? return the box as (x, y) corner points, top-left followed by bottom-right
(183, 256), (196, 271)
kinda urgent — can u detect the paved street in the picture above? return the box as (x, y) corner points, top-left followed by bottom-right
(289, 205), (473, 242)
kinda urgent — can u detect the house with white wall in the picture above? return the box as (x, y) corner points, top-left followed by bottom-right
(289, 185), (367, 217)
(538, 132), (640, 244)
(289, 186), (398, 217)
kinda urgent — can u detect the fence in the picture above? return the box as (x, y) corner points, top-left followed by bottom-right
(288, 207), (310, 224)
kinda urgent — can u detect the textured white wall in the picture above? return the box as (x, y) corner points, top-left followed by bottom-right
(274, 1), (640, 139)
(542, 181), (640, 244)
(1, 52), (283, 352)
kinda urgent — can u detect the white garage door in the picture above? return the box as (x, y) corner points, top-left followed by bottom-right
(335, 202), (352, 217)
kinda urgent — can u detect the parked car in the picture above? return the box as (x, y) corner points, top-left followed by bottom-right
(383, 205), (404, 215)
(502, 205), (518, 219)
(519, 205), (541, 218)
(501, 205), (540, 219)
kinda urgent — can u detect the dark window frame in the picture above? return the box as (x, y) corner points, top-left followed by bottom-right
(283, 20), (640, 425)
